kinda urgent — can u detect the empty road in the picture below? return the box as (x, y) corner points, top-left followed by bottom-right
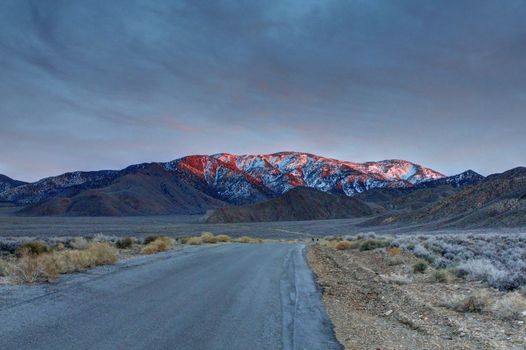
(0, 243), (342, 350)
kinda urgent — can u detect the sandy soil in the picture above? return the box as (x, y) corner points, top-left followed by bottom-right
(307, 244), (526, 350)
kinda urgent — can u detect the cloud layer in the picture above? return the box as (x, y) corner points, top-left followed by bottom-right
(1, 0), (525, 181)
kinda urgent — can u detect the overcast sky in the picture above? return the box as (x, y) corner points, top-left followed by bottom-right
(1, 0), (525, 181)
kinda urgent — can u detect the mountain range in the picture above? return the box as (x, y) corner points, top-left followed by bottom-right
(0, 152), (448, 216)
(3, 151), (522, 228)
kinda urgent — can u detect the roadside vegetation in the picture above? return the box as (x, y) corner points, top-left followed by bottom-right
(0, 233), (265, 284)
(310, 231), (526, 349)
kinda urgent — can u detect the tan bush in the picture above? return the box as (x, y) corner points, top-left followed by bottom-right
(200, 232), (218, 244)
(216, 234), (231, 242)
(387, 247), (402, 256)
(335, 240), (353, 250)
(448, 290), (492, 313)
(141, 236), (175, 254)
(187, 237), (202, 245)
(11, 254), (59, 283)
(237, 236), (254, 243)
(88, 243), (119, 264)
(490, 292), (526, 320)
(10, 242), (118, 283)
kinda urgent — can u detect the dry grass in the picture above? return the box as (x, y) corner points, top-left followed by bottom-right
(447, 290), (492, 313)
(141, 236), (176, 254)
(9, 242), (118, 283)
(237, 236), (260, 243)
(200, 232), (218, 244)
(186, 237), (203, 245)
(490, 292), (526, 320)
(335, 240), (353, 250)
(215, 234), (231, 242)
(387, 247), (402, 256)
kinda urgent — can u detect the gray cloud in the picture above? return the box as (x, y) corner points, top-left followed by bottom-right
(0, 0), (525, 181)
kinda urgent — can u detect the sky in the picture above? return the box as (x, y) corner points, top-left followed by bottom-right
(1, 0), (525, 182)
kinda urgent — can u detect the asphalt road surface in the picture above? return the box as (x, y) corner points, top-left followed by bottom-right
(0, 243), (342, 350)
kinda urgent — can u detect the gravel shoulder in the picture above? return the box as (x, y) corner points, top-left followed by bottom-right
(307, 245), (526, 350)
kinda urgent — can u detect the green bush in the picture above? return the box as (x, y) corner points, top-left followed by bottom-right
(432, 269), (449, 282)
(359, 239), (389, 251)
(413, 261), (428, 273)
(116, 237), (134, 249)
(16, 241), (50, 256)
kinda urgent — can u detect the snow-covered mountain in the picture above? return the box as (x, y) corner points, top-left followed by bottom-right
(0, 152), (447, 207)
(166, 152), (445, 203)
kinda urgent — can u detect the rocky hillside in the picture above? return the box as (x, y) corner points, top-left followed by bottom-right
(371, 167), (526, 227)
(19, 164), (227, 216)
(205, 187), (374, 223)
(0, 174), (27, 194)
(356, 170), (484, 211)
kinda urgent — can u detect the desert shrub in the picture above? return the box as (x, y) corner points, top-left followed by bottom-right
(88, 243), (119, 264)
(11, 242), (118, 283)
(393, 232), (526, 290)
(69, 237), (90, 250)
(387, 247), (402, 256)
(413, 261), (428, 273)
(431, 269), (449, 283)
(16, 241), (50, 256)
(359, 239), (389, 251)
(381, 273), (413, 285)
(200, 232), (218, 244)
(0, 259), (12, 277)
(386, 256), (404, 266)
(116, 237), (134, 249)
(490, 292), (526, 320)
(237, 236), (254, 243)
(215, 234), (231, 242)
(453, 259), (511, 290)
(186, 237), (202, 245)
(412, 244), (436, 262)
(143, 235), (160, 245)
(12, 255), (40, 283)
(141, 237), (175, 254)
(448, 291), (492, 313)
(335, 240), (353, 250)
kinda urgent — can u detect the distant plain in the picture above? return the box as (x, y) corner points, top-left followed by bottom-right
(1, 204), (524, 239)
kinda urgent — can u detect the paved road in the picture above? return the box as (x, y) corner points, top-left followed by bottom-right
(0, 244), (342, 350)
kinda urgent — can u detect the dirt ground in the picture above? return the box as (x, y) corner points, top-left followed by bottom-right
(307, 244), (526, 350)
